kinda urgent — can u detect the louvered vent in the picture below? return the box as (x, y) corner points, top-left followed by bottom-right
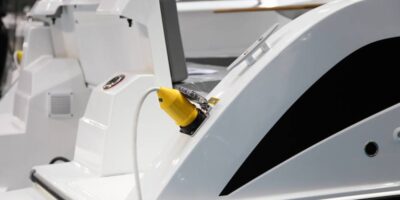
(48, 93), (73, 118)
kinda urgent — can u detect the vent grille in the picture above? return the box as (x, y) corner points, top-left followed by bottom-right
(48, 93), (73, 118)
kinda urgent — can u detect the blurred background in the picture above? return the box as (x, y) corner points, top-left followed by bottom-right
(0, 0), (326, 96)
(1, 0), (36, 96)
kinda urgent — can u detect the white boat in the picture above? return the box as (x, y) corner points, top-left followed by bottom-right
(177, 0), (329, 58)
(4, 0), (399, 199)
(0, 0), (319, 192)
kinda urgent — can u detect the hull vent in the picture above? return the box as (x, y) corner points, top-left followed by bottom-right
(48, 93), (73, 119)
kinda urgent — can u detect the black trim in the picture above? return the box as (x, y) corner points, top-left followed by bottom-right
(363, 194), (400, 200)
(0, 19), (8, 96)
(29, 157), (70, 199)
(49, 157), (70, 164)
(160, 0), (188, 83)
(30, 170), (65, 200)
(220, 37), (400, 195)
(180, 109), (206, 136)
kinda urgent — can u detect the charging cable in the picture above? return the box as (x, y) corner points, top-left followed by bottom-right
(132, 87), (159, 200)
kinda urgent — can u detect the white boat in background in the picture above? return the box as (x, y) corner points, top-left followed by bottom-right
(0, 0), (324, 99)
(177, 0), (331, 59)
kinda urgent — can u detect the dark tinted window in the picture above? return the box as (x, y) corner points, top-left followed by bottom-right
(221, 37), (400, 195)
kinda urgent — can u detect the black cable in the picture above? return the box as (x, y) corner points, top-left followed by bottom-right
(49, 157), (70, 164)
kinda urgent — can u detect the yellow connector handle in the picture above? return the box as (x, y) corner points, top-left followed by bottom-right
(157, 87), (198, 127)
(16, 51), (23, 64)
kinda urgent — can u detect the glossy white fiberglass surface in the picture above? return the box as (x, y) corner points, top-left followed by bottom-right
(97, 0), (173, 87)
(149, 0), (400, 199)
(45, 0), (396, 199)
(30, 0), (99, 16)
(9, 0), (400, 199)
(232, 103), (400, 199)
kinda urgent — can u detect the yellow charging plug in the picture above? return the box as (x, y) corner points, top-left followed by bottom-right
(157, 87), (198, 127)
(157, 87), (206, 136)
(16, 51), (23, 64)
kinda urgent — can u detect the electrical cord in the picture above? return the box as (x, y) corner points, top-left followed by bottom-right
(132, 87), (159, 200)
